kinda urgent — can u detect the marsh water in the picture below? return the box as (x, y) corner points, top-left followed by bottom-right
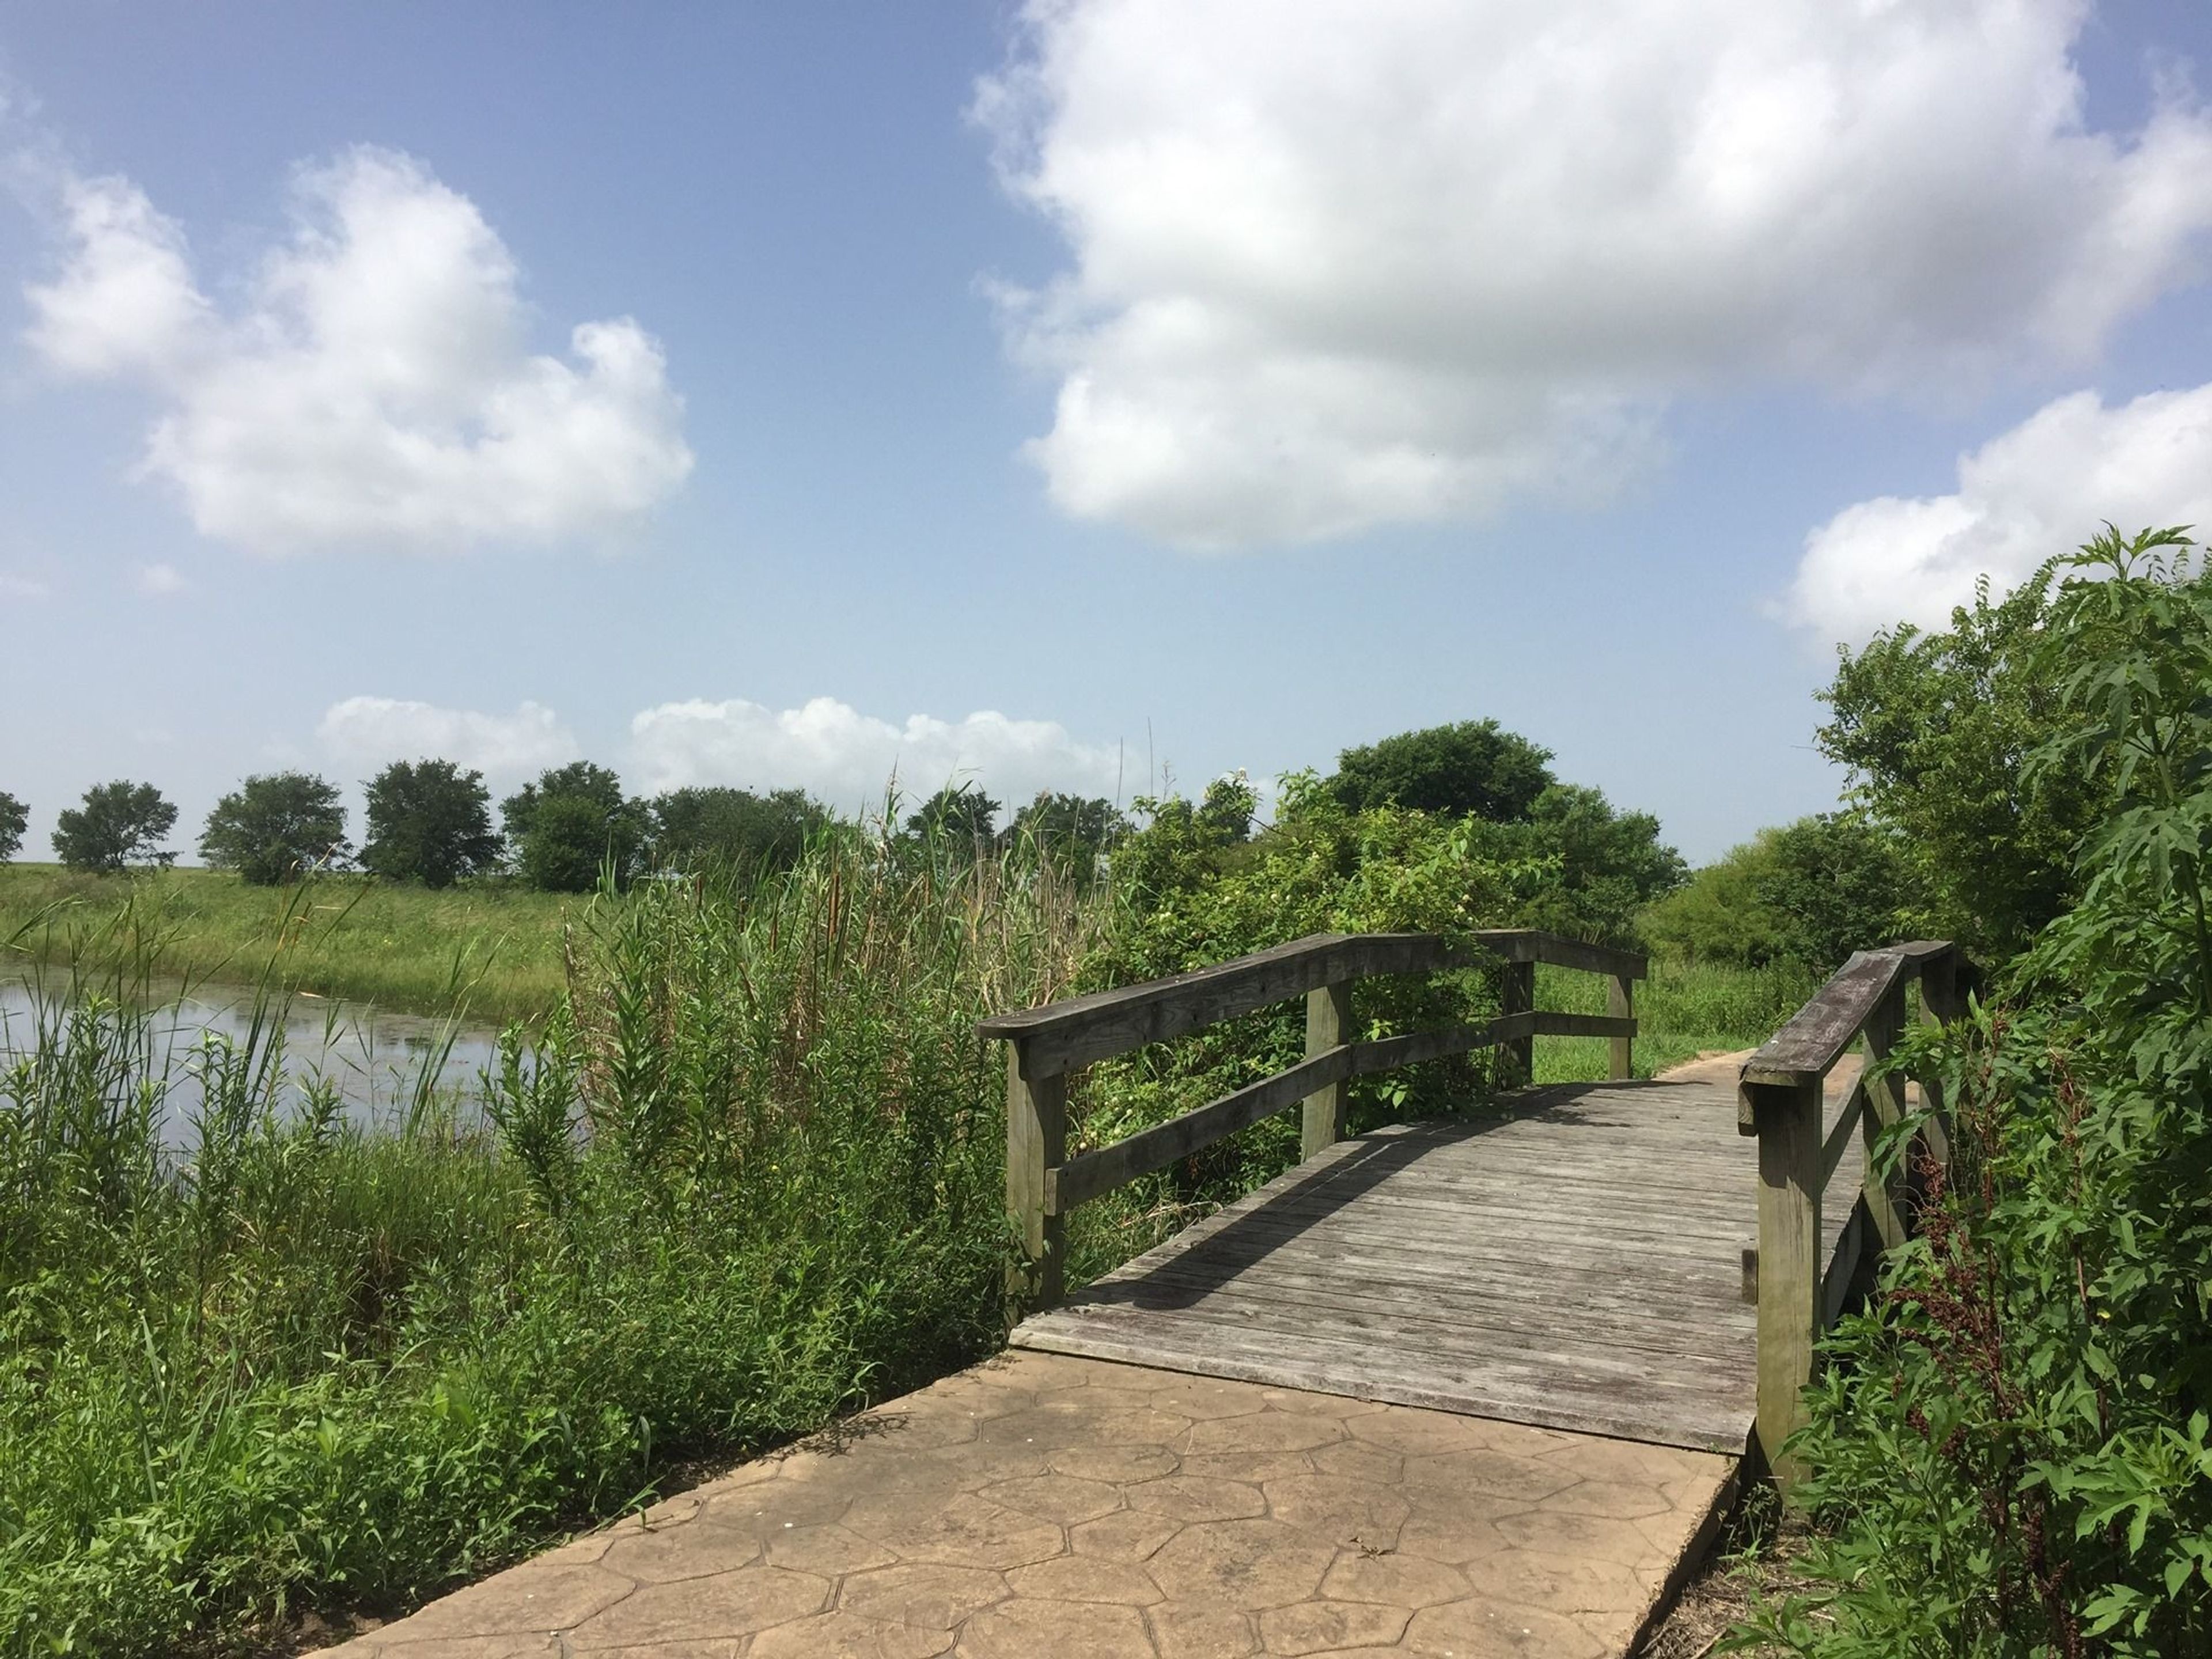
(0, 968), (506, 1144)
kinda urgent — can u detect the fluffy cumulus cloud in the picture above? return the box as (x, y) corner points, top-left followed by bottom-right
(629, 695), (1124, 812)
(22, 148), (691, 554)
(976, 0), (2212, 547)
(316, 696), (581, 780)
(1785, 384), (2212, 642)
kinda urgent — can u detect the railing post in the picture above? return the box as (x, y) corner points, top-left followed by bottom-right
(1300, 980), (1352, 1158)
(1004, 1039), (1065, 1313)
(1608, 972), (1634, 1081)
(1748, 1078), (1821, 1488)
(1502, 959), (1535, 1088)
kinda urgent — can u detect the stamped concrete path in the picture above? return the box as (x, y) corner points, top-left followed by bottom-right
(318, 1349), (1730, 1659)
(320, 1055), (1821, 1658)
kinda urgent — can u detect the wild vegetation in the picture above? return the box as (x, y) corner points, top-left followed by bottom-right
(1737, 529), (2212, 1656)
(0, 715), (1766, 1656)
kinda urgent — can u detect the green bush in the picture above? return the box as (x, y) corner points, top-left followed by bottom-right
(199, 772), (350, 885)
(0, 839), (1099, 1655)
(1819, 566), (2107, 956)
(1750, 529), (2212, 1657)
(53, 781), (176, 872)
(1327, 718), (1555, 820)
(0, 793), (24, 863)
(361, 761), (502, 889)
(645, 785), (828, 877)
(1643, 812), (1920, 971)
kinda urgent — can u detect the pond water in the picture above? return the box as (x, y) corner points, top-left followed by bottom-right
(0, 969), (507, 1145)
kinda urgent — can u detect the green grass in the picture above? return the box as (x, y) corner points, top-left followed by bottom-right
(1531, 955), (1823, 1084)
(0, 864), (577, 1024)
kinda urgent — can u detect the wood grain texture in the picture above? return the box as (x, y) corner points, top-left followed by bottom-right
(1301, 980), (1352, 1158)
(1014, 1065), (1862, 1454)
(1047, 1046), (1354, 1215)
(977, 927), (1648, 1078)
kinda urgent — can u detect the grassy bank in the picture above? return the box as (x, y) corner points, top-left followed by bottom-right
(0, 864), (575, 1024)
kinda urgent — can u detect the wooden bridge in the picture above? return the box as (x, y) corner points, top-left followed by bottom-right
(982, 929), (1972, 1486)
(327, 931), (1972, 1659)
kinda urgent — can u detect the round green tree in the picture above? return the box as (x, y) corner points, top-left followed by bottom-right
(199, 771), (350, 884)
(361, 760), (501, 888)
(53, 781), (177, 872)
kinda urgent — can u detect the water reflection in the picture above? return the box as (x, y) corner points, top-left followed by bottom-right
(0, 968), (506, 1145)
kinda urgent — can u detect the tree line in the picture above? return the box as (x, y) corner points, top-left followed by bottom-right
(0, 760), (1136, 892)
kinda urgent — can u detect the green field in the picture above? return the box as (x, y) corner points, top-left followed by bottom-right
(0, 864), (577, 1024)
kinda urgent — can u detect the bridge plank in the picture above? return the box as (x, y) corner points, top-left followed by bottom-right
(1018, 1063), (1860, 1453)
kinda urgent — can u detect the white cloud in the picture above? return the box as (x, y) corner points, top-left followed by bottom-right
(24, 148), (692, 554)
(976, 0), (2212, 547)
(132, 561), (186, 596)
(0, 573), (50, 600)
(316, 696), (581, 780)
(629, 695), (1124, 812)
(1784, 384), (2212, 642)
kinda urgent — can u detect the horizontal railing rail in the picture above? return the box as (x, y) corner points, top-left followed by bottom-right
(1738, 940), (1976, 1486)
(981, 927), (1646, 1307)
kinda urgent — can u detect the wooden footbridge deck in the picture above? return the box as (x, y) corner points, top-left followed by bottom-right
(1013, 1062), (1831, 1454)
(327, 931), (1972, 1658)
(983, 929), (1973, 1476)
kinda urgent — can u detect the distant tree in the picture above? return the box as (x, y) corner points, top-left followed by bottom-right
(53, 781), (177, 872)
(1489, 783), (1685, 944)
(0, 790), (24, 862)
(502, 762), (643, 892)
(361, 760), (501, 888)
(501, 762), (627, 848)
(1819, 569), (2101, 956)
(1006, 791), (1128, 879)
(199, 771), (349, 885)
(906, 783), (999, 849)
(1643, 812), (1923, 971)
(1328, 719), (1555, 822)
(647, 786), (830, 876)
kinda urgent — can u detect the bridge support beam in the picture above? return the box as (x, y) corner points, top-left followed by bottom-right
(1301, 980), (1352, 1158)
(1005, 1040), (1066, 1312)
(1608, 974), (1634, 1081)
(1748, 1078), (1821, 1490)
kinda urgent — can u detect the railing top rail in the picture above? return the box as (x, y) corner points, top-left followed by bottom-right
(1738, 940), (1956, 1093)
(978, 927), (1646, 1080)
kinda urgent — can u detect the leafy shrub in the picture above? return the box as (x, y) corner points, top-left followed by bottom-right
(53, 781), (176, 872)
(362, 760), (502, 888)
(1819, 566), (2105, 957)
(1643, 812), (1921, 971)
(645, 785), (828, 877)
(1751, 529), (2212, 1658)
(0, 834), (1099, 1656)
(1327, 718), (1555, 820)
(503, 764), (645, 893)
(199, 771), (350, 884)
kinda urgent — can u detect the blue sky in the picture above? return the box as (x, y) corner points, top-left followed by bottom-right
(5, 2), (2212, 865)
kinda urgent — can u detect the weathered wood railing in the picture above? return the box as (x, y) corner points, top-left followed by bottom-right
(979, 929), (1646, 1307)
(1738, 940), (1976, 1484)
